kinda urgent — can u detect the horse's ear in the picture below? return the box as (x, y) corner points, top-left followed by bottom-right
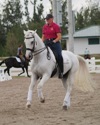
(23, 30), (27, 35)
(34, 30), (37, 33)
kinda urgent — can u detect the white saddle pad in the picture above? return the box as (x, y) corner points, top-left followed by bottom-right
(15, 57), (21, 62)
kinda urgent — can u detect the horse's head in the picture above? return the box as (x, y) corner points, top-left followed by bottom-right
(24, 30), (37, 60)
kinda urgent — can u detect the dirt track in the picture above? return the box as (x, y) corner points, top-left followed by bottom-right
(0, 74), (100, 125)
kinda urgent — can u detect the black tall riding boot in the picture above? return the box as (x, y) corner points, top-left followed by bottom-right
(57, 58), (63, 79)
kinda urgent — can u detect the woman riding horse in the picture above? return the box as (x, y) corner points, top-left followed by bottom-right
(42, 14), (63, 78)
(0, 55), (30, 77)
(17, 44), (25, 67)
(24, 30), (94, 110)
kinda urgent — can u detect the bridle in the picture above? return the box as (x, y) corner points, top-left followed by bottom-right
(25, 33), (51, 60)
(25, 36), (35, 52)
(25, 35), (46, 56)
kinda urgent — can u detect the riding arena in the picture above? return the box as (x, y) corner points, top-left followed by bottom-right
(0, 30), (100, 125)
(0, 74), (99, 125)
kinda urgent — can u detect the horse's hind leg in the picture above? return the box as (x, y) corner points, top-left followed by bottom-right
(62, 70), (70, 89)
(4, 68), (10, 76)
(62, 72), (75, 110)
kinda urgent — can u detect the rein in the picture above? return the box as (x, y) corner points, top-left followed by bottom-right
(26, 47), (50, 59)
(25, 36), (35, 52)
(33, 47), (46, 56)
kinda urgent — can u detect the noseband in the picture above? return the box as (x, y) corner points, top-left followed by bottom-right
(25, 36), (35, 52)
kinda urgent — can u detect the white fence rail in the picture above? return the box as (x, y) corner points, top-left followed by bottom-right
(86, 57), (100, 73)
(0, 57), (100, 77)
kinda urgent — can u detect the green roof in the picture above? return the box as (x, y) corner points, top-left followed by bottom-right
(62, 25), (100, 39)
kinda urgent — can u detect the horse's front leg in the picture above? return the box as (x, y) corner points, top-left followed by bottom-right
(26, 73), (37, 108)
(18, 67), (25, 76)
(37, 74), (50, 103)
(25, 66), (30, 77)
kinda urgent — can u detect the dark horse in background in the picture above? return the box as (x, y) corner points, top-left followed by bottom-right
(0, 55), (30, 77)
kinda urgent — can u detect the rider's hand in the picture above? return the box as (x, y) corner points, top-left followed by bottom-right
(53, 40), (56, 43)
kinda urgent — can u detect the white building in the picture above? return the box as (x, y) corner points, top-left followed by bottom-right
(62, 25), (100, 55)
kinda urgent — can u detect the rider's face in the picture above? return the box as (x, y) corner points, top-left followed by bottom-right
(46, 18), (53, 24)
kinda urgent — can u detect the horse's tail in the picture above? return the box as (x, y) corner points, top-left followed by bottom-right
(0, 60), (5, 66)
(75, 55), (95, 92)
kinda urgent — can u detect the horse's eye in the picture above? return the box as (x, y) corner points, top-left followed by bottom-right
(31, 41), (33, 45)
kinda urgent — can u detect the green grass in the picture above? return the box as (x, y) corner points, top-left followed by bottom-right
(0, 57), (7, 60)
(96, 61), (100, 65)
(91, 54), (100, 59)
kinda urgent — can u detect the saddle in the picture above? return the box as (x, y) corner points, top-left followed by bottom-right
(46, 46), (63, 78)
(15, 56), (21, 62)
(17, 55), (25, 61)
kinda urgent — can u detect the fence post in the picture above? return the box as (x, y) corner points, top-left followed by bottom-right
(91, 57), (95, 72)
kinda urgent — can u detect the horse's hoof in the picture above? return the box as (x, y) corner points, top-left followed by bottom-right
(40, 98), (45, 103)
(26, 102), (31, 108)
(63, 105), (68, 110)
(28, 75), (30, 77)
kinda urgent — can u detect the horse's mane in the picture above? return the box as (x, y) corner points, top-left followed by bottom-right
(35, 32), (43, 43)
(27, 30), (42, 43)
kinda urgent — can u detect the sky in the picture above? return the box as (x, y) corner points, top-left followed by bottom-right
(0, 0), (87, 16)
(0, 0), (99, 17)
(27, 0), (87, 17)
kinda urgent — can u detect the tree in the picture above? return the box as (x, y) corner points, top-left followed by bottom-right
(28, 0), (45, 37)
(30, 0), (44, 22)
(89, 6), (100, 25)
(24, 0), (30, 22)
(75, 8), (84, 30)
(0, 14), (6, 56)
(2, 0), (23, 32)
(5, 32), (18, 56)
(30, 0), (37, 20)
(5, 24), (24, 56)
(83, 7), (90, 27)
(1, 0), (24, 56)
(0, 14), (6, 46)
(49, 0), (53, 13)
(61, 0), (68, 35)
(75, 0), (100, 30)
(37, 3), (44, 21)
(14, 0), (23, 24)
